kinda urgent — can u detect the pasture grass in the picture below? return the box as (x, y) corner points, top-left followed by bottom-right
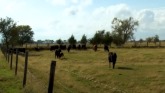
(1, 48), (165, 93)
(0, 52), (23, 93)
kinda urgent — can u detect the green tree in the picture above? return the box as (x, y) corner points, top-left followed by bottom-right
(37, 40), (44, 43)
(80, 34), (87, 45)
(9, 27), (19, 46)
(146, 37), (152, 47)
(111, 17), (139, 46)
(17, 25), (34, 46)
(56, 39), (63, 45)
(0, 17), (16, 48)
(139, 38), (143, 46)
(90, 30), (105, 45)
(103, 32), (113, 46)
(68, 34), (77, 45)
(153, 35), (159, 46)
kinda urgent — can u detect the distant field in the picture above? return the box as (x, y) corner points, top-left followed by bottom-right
(1, 48), (165, 93)
(22, 41), (165, 49)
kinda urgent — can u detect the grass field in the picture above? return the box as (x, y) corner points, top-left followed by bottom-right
(1, 48), (165, 93)
(0, 52), (23, 93)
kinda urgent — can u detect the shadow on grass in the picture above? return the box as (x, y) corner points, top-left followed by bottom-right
(117, 67), (134, 70)
(60, 57), (68, 60)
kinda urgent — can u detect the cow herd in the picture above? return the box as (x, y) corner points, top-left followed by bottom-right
(50, 44), (87, 51)
(50, 44), (117, 69)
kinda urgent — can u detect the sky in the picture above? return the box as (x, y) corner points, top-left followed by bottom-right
(0, 0), (165, 41)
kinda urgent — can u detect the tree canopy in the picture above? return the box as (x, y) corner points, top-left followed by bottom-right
(80, 34), (87, 45)
(111, 17), (139, 46)
(0, 17), (16, 48)
(0, 17), (34, 47)
(17, 25), (34, 46)
(68, 34), (77, 45)
(56, 39), (63, 45)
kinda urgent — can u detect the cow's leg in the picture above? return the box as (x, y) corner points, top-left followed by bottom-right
(112, 62), (116, 69)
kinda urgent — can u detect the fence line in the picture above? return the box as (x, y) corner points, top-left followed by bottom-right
(0, 48), (54, 93)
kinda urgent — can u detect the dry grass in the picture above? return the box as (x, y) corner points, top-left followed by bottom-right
(2, 48), (165, 93)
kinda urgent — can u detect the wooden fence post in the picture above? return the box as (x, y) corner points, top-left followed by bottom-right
(10, 50), (13, 70)
(48, 61), (56, 93)
(23, 51), (28, 88)
(15, 49), (18, 76)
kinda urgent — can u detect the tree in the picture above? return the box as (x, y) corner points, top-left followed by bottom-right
(111, 17), (139, 46)
(139, 38), (143, 46)
(56, 39), (63, 45)
(103, 32), (113, 46)
(37, 40), (44, 43)
(9, 27), (19, 46)
(17, 25), (34, 46)
(153, 35), (159, 46)
(90, 30), (105, 45)
(146, 37), (152, 47)
(68, 34), (77, 45)
(139, 38), (143, 43)
(0, 17), (16, 48)
(80, 34), (87, 45)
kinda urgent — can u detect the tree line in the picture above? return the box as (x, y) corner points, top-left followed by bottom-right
(37, 17), (140, 47)
(0, 16), (161, 48)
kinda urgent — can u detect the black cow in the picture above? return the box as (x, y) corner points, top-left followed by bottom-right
(108, 52), (117, 69)
(104, 45), (109, 52)
(12, 48), (26, 54)
(55, 48), (64, 58)
(50, 45), (59, 51)
(81, 44), (87, 50)
(60, 45), (66, 50)
(67, 45), (71, 52)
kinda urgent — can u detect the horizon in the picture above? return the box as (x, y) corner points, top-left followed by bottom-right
(0, 0), (165, 41)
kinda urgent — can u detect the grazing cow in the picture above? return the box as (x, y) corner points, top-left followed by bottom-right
(50, 45), (59, 51)
(93, 44), (97, 52)
(12, 48), (26, 54)
(67, 45), (71, 52)
(108, 52), (117, 69)
(60, 44), (66, 50)
(59, 52), (64, 58)
(55, 48), (64, 58)
(104, 45), (109, 52)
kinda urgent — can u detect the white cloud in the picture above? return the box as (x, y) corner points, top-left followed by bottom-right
(1, 0), (165, 40)
(136, 8), (165, 32)
(71, 0), (79, 4)
(46, 0), (67, 6)
(0, 0), (25, 14)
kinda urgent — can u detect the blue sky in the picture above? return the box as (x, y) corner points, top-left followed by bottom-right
(0, 0), (165, 41)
